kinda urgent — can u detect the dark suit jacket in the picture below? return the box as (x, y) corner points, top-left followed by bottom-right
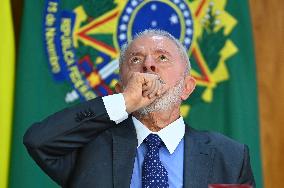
(23, 97), (255, 188)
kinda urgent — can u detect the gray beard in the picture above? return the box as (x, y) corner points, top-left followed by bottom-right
(136, 79), (184, 117)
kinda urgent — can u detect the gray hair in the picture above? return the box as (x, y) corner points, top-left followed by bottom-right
(118, 29), (191, 75)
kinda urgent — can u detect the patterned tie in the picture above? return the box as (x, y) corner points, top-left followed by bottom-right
(142, 134), (169, 188)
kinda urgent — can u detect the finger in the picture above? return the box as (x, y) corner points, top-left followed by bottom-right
(141, 73), (164, 98)
(142, 82), (148, 90)
(142, 73), (154, 84)
(142, 83), (150, 97)
(142, 78), (155, 96)
(142, 79), (153, 96)
(149, 79), (161, 98)
(143, 73), (159, 84)
(155, 81), (163, 97)
(144, 78), (157, 97)
(141, 74), (155, 90)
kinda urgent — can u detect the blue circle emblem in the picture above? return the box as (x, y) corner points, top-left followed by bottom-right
(117, 0), (194, 51)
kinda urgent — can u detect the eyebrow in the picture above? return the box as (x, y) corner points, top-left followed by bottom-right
(128, 48), (172, 57)
(152, 48), (172, 57)
(129, 51), (144, 57)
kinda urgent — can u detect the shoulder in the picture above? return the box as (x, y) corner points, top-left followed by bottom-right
(207, 131), (244, 151)
(185, 127), (254, 185)
(187, 126), (246, 160)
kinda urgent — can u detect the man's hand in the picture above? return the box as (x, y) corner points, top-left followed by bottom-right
(122, 72), (168, 114)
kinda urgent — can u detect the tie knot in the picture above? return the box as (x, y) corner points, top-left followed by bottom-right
(144, 134), (162, 149)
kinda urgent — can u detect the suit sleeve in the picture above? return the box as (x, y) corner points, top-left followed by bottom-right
(23, 97), (117, 186)
(237, 145), (256, 187)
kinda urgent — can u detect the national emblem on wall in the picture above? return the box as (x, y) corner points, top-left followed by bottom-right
(43, 0), (238, 118)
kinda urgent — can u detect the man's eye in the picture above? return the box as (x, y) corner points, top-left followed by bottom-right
(130, 57), (142, 64)
(158, 55), (169, 62)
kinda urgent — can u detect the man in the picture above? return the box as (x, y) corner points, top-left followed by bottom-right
(24, 29), (255, 188)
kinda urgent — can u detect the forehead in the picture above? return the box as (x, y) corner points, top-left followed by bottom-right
(127, 35), (179, 54)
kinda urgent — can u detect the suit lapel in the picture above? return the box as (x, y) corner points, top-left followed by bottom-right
(183, 126), (215, 188)
(112, 117), (137, 188)
(111, 119), (216, 188)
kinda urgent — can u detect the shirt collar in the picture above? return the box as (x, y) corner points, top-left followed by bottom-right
(132, 116), (185, 154)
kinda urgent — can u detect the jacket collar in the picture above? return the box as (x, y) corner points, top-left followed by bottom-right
(111, 117), (215, 188)
(112, 117), (137, 188)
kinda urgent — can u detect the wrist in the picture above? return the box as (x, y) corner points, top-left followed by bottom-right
(122, 92), (135, 114)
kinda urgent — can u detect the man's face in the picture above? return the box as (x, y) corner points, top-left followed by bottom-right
(120, 35), (187, 89)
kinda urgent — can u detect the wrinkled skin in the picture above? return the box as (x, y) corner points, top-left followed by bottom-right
(115, 34), (196, 131)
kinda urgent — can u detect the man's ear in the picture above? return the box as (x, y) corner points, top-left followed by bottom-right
(115, 82), (123, 93)
(181, 75), (196, 101)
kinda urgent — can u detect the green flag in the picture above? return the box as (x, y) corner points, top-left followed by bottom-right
(9, 0), (262, 187)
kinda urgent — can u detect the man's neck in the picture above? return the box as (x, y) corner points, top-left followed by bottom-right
(133, 107), (180, 132)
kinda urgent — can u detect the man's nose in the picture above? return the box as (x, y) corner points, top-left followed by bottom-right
(143, 56), (156, 72)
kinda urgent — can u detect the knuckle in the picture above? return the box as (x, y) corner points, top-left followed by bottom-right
(133, 72), (140, 77)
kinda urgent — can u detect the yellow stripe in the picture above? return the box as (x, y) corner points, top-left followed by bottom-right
(0, 0), (15, 188)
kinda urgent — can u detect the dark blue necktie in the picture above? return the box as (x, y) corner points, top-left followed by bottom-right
(142, 134), (169, 188)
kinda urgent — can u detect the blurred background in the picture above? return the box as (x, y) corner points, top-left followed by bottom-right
(0, 0), (283, 188)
